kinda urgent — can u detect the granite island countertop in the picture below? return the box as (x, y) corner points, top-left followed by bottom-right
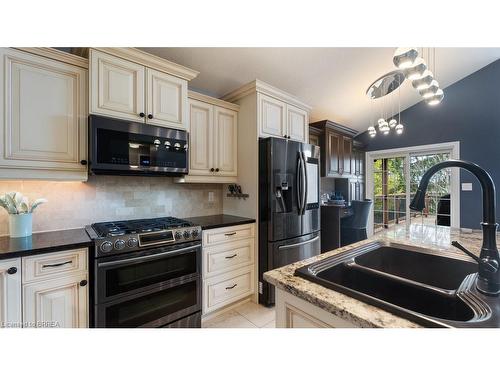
(264, 224), (498, 328)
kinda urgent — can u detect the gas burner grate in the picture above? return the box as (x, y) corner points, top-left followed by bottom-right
(91, 217), (194, 237)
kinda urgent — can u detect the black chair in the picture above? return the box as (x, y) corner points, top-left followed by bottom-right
(340, 199), (373, 246)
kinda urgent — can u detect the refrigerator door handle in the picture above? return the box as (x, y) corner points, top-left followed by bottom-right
(278, 235), (320, 249)
(301, 151), (308, 215)
(296, 154), (303, 214)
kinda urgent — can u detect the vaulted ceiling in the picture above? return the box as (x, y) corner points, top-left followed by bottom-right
(139, 47), (500, 133)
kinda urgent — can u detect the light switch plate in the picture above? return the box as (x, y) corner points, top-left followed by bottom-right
(461, 183), (473, 191)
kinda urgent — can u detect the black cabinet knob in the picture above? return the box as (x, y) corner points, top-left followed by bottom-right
(80, 160), (87, 166)
(7, 267), (17, 275)
(80, 280), (87, 287)
(215, 168), (220, 172)
(147, 114), (153, 119)
(139, 112), (145, 118)
(210, 168), (215, 172)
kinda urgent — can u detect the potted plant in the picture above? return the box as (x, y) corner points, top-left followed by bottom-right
(0, 192), (47, 237)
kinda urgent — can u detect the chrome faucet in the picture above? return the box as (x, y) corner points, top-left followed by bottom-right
(409, 159), (500, 296)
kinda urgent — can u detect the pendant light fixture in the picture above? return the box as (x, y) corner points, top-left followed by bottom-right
(418, 80), (440, 98)
(393, 47), (419, 69)
(412, 70), (434, 90)
(404, 57), (427, 80)
(425, 89), (444, 105)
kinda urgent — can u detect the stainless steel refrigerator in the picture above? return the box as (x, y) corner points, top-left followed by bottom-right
(258, 137), (321, 306)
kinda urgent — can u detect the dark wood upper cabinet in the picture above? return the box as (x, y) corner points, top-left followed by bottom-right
(309, 120), (362, 178)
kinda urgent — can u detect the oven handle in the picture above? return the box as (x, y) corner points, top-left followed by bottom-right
(97, 244), (200, 268)
(278, 235), (319, 250)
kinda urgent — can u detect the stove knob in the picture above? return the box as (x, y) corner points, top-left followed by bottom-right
(100, 241), (113, 253)
(175, 231), (182, 240)
(191, 229), (199, 238)
(114, 239), (126, 250)
(127, 238), (138, 248)
(183, 230), (190, 239)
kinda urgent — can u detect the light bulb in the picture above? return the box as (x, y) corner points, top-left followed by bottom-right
(388, 119), (397, 128)
(425, 89), (444, 105)
(395, 123), (404, 134)
(419, 80), (439, 99)
(393, 47), (418, 69)
(368, 126), (376, 132)
(377, 118), (386, 126)
(369, 132), (376, 138)
(404, 57), (427, 80)
(412, 70), (434, 90)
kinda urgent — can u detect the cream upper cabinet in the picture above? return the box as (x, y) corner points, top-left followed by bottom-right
(90, 48), (198, 131)
(176, 92), (238, 183)
(0, 48), (88, 181)
(146, 68), (187, 128)
(90, 49), (145, 122)
(23, 273), (88, 328)
(258, 92), (309, 143)
(259, 93), (286, 138)
(287, 104), (309, 143)
(214, 107), (237, 177)
(189, 99), (214, 175)
(0, 258), (22, 328)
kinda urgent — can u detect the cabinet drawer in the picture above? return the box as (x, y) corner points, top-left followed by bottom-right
(203, 239), (254, 278)
(203, 266), (255, 313)
(203, 224), (254, 246)
(23, 248), (88, 283)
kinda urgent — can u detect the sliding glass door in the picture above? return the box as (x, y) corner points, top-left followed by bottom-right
(368, 143), (458, 234)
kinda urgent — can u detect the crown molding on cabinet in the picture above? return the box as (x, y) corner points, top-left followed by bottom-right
(14, 48), (89, 69)
(92, 48), (199, 81)
(188, 90), (240, 112)
(221, 79), (312, 111)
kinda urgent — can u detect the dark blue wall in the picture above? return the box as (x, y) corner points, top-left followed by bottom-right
(355, 59), (500, 229)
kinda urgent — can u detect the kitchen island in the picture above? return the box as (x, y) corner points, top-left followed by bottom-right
(264, 224), (497, 328)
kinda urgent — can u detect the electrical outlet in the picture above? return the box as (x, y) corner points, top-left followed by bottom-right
(208, 191), (214, 202)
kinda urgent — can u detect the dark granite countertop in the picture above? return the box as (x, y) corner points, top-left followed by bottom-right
(184, 214), (255, 230)
(0, 228), (93, 260)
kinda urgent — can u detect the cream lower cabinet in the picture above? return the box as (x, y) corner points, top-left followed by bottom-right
(202, 224), (255, 314)
(275, 289), (357, 328)
(258, 92), (309, 143)
(22, 249), (89, 328)
(90, 48), (196, 131)
(0, 258), (22, 328)
(0, 48), (88, 181)
(178, 92), (238, 183)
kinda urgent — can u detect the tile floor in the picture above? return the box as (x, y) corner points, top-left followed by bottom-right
(202, 301), (276, 328)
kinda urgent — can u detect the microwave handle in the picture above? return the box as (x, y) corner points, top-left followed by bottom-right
(97, 244), (200, 268)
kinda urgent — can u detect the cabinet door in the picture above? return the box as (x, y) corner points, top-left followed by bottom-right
(342, 137), (353, 175)
(23, 273), (88, 328)
(0, 258), (21, 328)
(146, 68), (188, 130)
(358, 151), (365, 177)
(189, 99), (214, 176)
(309, 133), (319, 146)
(0, 49), (88, 174)
(259, 94), (286, 138)
(325, 130), (341, 176)
(358, 180), (365, 200)
(90, 49), (145, 122)
(214, 107), (238, 176)
(287, 104), (308, 143)
(349, 180), (358, 202)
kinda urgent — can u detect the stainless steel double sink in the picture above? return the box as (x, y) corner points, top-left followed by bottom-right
(294, 241), (500, 327)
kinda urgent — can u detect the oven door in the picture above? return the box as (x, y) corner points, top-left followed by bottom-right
(95, 242), (201, 305)
(95, 276), (201, 328)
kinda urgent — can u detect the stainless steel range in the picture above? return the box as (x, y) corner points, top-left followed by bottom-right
(86, 217), (202, 328)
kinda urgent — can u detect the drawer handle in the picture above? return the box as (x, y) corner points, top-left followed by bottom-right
(225, 283), (238, 290)
(224, 232), (237, 236)
(42, 260), (72, 268)
(225, 254), (237, 259)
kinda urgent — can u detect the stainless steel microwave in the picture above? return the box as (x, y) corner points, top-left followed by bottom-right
(88, 115), (189, 176)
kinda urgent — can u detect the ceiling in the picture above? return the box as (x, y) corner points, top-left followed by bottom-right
(139, 47), (500, 133)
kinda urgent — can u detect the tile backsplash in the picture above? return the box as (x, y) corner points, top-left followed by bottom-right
(0, 176), (222, 235)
